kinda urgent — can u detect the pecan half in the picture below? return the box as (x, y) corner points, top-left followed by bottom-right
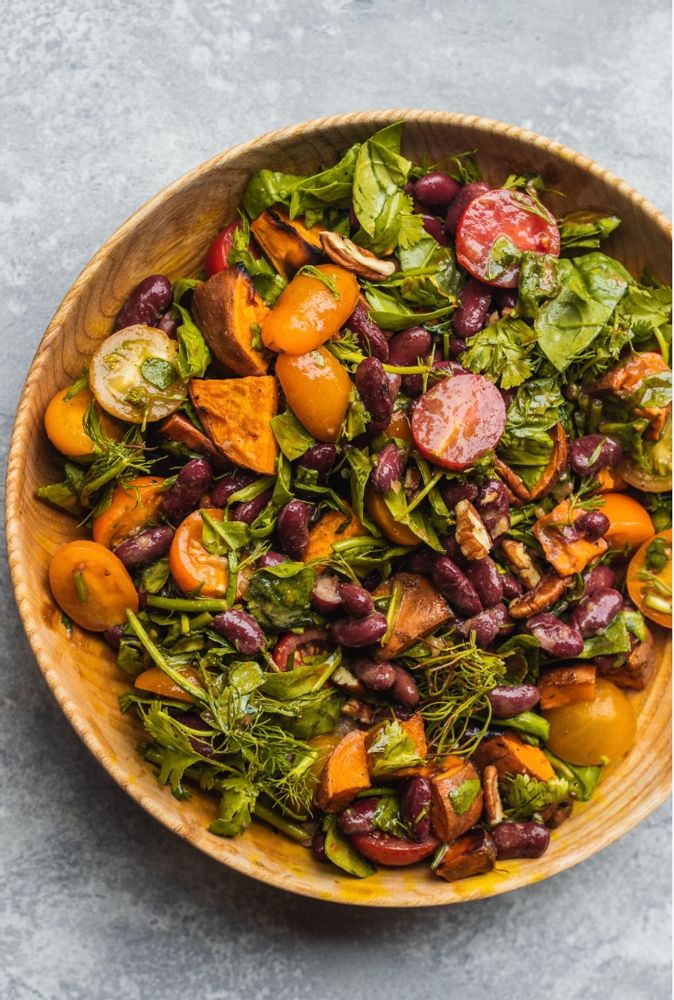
(341, 698), (375, 725)
(482, 764), (504, 826)
(455, 499), (492, 560)
(508, 573), (571, 619)
(500, 540), (542, 591)
(320, 231), (396, 281)
(494, 458), (532, 504)
(331, 665), (366, 696)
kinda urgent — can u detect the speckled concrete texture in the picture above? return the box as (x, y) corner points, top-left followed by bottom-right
(1, 1), (671, 997)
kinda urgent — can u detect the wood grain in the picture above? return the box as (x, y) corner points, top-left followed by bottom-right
(5, 110), (672, 906)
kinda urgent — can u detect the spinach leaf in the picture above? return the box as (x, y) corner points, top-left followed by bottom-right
(322, 815), (376, 877)
(363, 284), (455, 330)
(544, 750), (604, 801)
(173, 300), (211, 379)
(271, 410), (316, 460)
(372, 795), (409, 839)
(244, 562), (315, 629)
(242, 169), (304, 220)
(200, 511), (251, 555)
(281, 689), (343, 740)
(518, 253), (572, 319)
(494, 711), (550, 743)
(535, 253), (632, 371)
(352, 122), (420, 255)
(139, 558), (170, 594)
(559, 211), (621, 251)
(383, 483), (443, 551)
(367, 719), (424, 778)
(209, 775), (258, 837)
(498, 378), (564, 477)
(261, 652), (340, 700)
(289, 144), (360, 218)
(576, 612), (631, 658)
(344, 446), (373, 526)
(461, 317), (539, 388)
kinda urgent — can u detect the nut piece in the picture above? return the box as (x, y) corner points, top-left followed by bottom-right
(482, 764), (504, 826)
(331, 664), (366, 696)
(455, 499), (492, 560)
(320, 231), (396, 281)
(340, 698), (375, 725)
(494, 458), (532, 504)
(508, 573), (571, 619)
(500, 540), (542, 591)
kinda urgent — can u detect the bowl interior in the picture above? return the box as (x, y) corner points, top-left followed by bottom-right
(7, 110), (672, 905)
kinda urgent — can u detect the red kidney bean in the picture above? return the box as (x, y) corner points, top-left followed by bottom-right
(401, 776), (432, 841)
(441, 535), (465, 564)
(494, 288), (518, 312)
(447, 335), (467, 359)
(569, 434), (623, 477)
(392, 666), (420, 706)
(452, 278), (493, 337)
(414, 172), (462, 210)
(405, 548), (437, 577)
(272, 627), (330, 670)
(113, 524), (175, 570)
(347, 302), (389, 362)
(258, 550), (287, 568)
(388, 327), (433, 367)
(421, 214), (449, 246)
(501, 573), (523, 600)
(460, 607), (502, 648)
(160, 457), (213, 523)
(311, 573), (343, 614)
(337, 797), (379, 835)
(356, 356), (393, 424)
(175, 712), (214, 757)
(491, 821), (550, 859)
(476, 479), (511, 541)
(526, 612), (584, 657)
(331, 612), (388, 647)
(212, 609), (266, 654)
(576, 510), (610, 541)
(432, 556), (483, 616)
(155, 312), (179, 338)
(465, 557), (504, 608)
(487, 684), (540, 718)
(370, 442), (405, 493)
(338, 582), (374, 618)
(311, 827), (328, 863)
(232, 488), (273, 524)
(440, 481), (479, 509)
(444, 181), (490, 235)
(210, 469), (257, 507)
(570, 587), (623, 637)
(299, 443), (337, 475)
(584, 564), (617, 594)
(350, 830), (439, 866)
(352, 658), (397, 691)
(113, 274), (174, 332)
(276, 499), (313, 559)
(103, 624), (124, 649)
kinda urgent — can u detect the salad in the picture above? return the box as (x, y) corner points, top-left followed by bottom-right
(39, 123), (672, 882)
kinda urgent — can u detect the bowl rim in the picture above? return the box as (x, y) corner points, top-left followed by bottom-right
(6, 109), (672, 906)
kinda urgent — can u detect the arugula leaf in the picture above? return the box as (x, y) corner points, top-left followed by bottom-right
(271, 410), (316, 460)
(243, 562), (315, 629)
(461, 317), (539, 388)
(501, 773), (570, 820)
(559, 211), (621, 250)
(209, 775), (258, 837)
(352, 122), (419, 255)
(363, 284), (455, 331)
(343, 446), (373, 526)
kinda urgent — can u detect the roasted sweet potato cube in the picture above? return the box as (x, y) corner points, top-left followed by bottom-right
(192, 266), (269, 377)
(190, 375), (279, 475)
(538, 665), (597, 709)
(250, 208), (324, 280)
(434, 828), (497, 882)
(472, 733), (556, 783)
(429, 756), (484, 843)
(158, 413), (224, 466)
(597, 627), (657, 690)
(314, 730), (370, 812)
(373, 572), (452, 660)
(365, 713), (429, 779)
(533, 499), (608, 576)
(304, 506), (367, 564)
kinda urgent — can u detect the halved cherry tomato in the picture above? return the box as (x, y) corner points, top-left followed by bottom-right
(261, 265), (360, 354)
(543, 678), (636, 765)
(594, 466), (626, 493)
(89, 325), (187, 424)
(49, 540), (139, 631)
(618, 418), (672, 493)
(455, 188), (560, 288)
(411, 373), (506, 471)
(92, 476), (166, 549)
(169, 507), (230, 597)
(44, 385), (122, 459)
(626, 528), (672, 628)
(276, 347), (353, 442)
(598, 493), (655, 552)
(203, 221), (260, 278)
(134, 666), (200, 703)
(365, 485), (419, 546)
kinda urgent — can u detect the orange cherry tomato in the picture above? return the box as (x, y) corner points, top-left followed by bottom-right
(598, 492), (655, 552)
(261, 264), (360, 354)
(543, 678), (636, 765)
(626, 528), (672, 628)
(169, 507), (230, 597)
(44, 385), (122, 459)
(275, 347), (352, 442)
(49, 539), (139, 631)
(92, 476), (165, 549)
(383, 409), (413, 448)
(365, 485), (419, 546)
(134, 666), (200, 703)
(594, 466), (626, 493)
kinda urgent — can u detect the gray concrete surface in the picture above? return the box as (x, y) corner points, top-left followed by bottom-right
(1, 1), (671, 997)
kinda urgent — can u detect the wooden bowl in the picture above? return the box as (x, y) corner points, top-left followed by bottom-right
(6, 110), (672, 906)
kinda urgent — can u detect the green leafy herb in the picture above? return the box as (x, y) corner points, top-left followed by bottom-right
(140, 357), (179, 390)
(367, 719), (424, 778)
(173, 298), (211, 380)
(501, 773), (570, 820)
(352, 122), (419, 255)
(200, 510), (251, 556)
(559, 211), (621, 250)
(228, 218), (287, 305)
(448, 150), (481, 185)
(63, 368), (90, 400)
(297, 264), (340, 298)
(462, 317), (540, 388)
(494, 711), (550, 744)
(322, 815), (376, 878)
(139, 558), (171, 594)
(363, 283), (455, 330)
(576, 612), (632, 659)
(544, 750), (604, 801)
(244, 562), (315, 629)
(449, 777), (482, 815)
(261, 652), (341, 700)
(372, 794), (409, 839)
(271, 410), (316, 460)
(209, 776), (258, 837)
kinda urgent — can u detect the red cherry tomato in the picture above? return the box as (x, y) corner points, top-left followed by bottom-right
(455, 188), (560, 288)
(204, 222), (260, 278)
(411, 373), (506, 470)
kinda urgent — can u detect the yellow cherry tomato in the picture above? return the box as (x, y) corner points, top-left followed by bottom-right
(92, 476), (166, 549)
(261, 265), (360, 354)
(365, 485), (419, 546)
(543, 678), (637, 765)
(598, 492), (655, 551)
(169, 508), (230, 598)
(275, 347), (352, 443)
(49, 540), (139, 631)
(626, 528), (672, 628)
(44, 385), (122, 459)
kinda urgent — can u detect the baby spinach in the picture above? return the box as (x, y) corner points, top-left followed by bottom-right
(271, 410), (316, 460)
(173, 299), (211, 379)
(363, 285), (456, 330)
(322, 815), (376, 878)
(244, 561), (315, 630)
(261, 651), (341, 700)
(367, 719), (424, 778)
